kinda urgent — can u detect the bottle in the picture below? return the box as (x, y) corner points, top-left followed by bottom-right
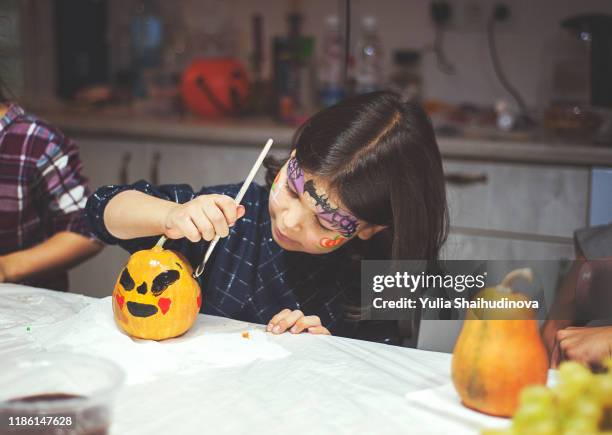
(318, 15), (345, 107)
(354, 16), (384, 94)
(273, 12), (316, 124)
(131, 0), (163, 98)
(389, 50), (422, 102)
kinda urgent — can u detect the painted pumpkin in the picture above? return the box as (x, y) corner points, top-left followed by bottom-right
(180, 58), (250, 118)
(112, 246), (202, 341)
(451, 268), (549, 417)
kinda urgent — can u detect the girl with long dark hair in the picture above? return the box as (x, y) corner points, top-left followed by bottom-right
(87, 91), (448, 344)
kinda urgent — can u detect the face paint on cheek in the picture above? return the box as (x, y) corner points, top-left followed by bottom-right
(270, 171), (282, 203)
(318, 234), (347, 249)
(272, 171), (280, 188)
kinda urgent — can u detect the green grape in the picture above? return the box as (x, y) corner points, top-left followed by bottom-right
(563, 415), (599, 434)
(559, 361), (593, 390)
(480, 429), (514, 435)
(593, 374), (612, 407)
(562, 430), (597, 435)
(528, 420), (558, 435)
(555, 383), (582, 412)
(574, 398), (603, 422)
(512, 405), (555, 434)
(520, 385), (555, 408)
(484, 362), (612, 435)
(513, 402), (549, 422)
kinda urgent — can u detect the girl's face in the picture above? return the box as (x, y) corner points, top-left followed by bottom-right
(268, 154), (379, 254)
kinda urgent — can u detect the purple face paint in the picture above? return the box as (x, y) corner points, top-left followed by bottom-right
(286, 157), (359, 238)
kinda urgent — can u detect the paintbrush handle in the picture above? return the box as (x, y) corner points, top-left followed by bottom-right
(155, 138), (274, 254)
(193, 138), (273, 277)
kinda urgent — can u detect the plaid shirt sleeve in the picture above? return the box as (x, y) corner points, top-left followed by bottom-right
(86, 180), (205, 258)
(32, 134), (94, 239)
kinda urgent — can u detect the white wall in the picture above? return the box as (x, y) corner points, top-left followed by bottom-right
(188, 0), (612, 108)
(104, 0), (612, 108)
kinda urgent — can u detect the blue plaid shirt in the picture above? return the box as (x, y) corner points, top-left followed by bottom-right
(86, 180), (364, 335)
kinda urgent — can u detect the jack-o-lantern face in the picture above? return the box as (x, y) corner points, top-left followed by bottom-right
(112, 246), (202, 341)
(180, 58), (250, 118)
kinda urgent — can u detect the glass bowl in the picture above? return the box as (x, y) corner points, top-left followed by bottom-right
(0, 351), (124, 434)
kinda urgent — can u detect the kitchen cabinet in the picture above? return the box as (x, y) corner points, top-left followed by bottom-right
(420, 233), (575, 353)
(147, 141), (287, 188)
(444, 160), (589, 238)
(590, 167), (612, 226)
(69, 138), (150, 298)
(424, 161), (590, 353)
(417, 161), (590, 352)
(442, 232), (575, 261)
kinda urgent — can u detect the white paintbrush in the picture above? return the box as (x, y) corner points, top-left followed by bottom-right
(154, 138), (274, 278)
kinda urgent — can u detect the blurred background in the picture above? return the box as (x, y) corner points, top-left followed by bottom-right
(1, 0), (611, 350)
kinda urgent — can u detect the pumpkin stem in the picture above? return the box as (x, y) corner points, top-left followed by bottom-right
(498, 268), (533, 293)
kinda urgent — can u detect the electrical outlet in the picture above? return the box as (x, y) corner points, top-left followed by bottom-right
(443, 0), (518, 34)
(430, 1), (453, 27)
(491, 2), (519, 33)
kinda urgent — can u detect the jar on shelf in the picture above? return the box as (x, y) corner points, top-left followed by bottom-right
(389, 49), (422, 102)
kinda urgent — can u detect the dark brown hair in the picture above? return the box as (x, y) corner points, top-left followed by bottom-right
(264, 91), (448, 261)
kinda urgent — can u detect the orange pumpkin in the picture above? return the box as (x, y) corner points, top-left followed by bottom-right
(180, 58), (250, 118)
(451, 268), (549, 417)
(112, 246), (202, 340)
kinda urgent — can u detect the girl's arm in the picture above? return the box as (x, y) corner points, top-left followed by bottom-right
(103, 190), (177, 239)
(0, 231), (102, 283)
(104, 189), (245, 242)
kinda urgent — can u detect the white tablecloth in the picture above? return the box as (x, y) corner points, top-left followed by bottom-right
(0, 284), (510, 435)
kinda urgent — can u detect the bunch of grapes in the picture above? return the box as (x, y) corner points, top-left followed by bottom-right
(483, 359), (612, 435)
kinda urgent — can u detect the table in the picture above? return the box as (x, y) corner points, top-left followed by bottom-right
(0, 284), (509, 435)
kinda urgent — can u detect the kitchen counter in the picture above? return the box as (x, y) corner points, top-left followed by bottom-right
(37, 108), (612, 167)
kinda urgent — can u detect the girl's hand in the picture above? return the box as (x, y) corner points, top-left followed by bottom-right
(541, 319), (572, 363)
(164, 194), (245, 242)
(555, 326), (612, 368)
(267, 309), (331, 335)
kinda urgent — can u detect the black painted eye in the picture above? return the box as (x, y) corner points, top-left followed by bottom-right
(151, 270), (180, 296)
(119, 268), (135, 291)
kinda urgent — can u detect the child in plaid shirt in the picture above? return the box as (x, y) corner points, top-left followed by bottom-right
(0, 87), (102, 291)
(87, 92), (448, 343)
